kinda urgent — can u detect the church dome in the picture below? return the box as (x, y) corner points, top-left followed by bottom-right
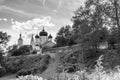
(39, 27), (48, 36)
(48, 34), (53, 38)
(35, 34), (39, 38)
(18, 34), (23, 40)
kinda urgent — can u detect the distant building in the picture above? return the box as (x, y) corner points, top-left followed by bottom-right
(17, 33), (23, 48)
(30, 27), (55, 54)
(17, 27), (55, 54)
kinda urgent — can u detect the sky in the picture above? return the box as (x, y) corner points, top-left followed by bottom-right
(0, 0), (85, 46)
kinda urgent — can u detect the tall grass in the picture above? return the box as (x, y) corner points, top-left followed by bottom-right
(14, 55), (120, 80)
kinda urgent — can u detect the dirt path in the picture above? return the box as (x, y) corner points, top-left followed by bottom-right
(39, 53), (60, 79)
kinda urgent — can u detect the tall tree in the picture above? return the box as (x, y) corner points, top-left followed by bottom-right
(0, 31), (11, 51)
(72, 0), (109, 62)
(55, 25), (76, 47)
(0, 31), (10, 65)
(85, 0), (120, 46)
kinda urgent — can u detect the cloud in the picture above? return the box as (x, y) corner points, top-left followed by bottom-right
(0, 5), (43, 18)
(38, 0), (46, 6)
(0, 18), (8, 21)
(11, 16), (55, 32)
(57, 0), (62, 10)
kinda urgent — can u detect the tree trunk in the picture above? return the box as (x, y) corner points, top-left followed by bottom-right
(114, 0), (120, 42)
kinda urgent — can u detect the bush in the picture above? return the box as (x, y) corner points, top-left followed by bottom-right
(10, 45), (31, 56)
(4, 58), (24, 73)
(0, 67), (6, 77)
(16, 54), (51, 77)
(31, 50), (37, 54)
(16, 69), (33, 77)
(11, 49), (23, 56)
(14, 55), (120, 80)
(15, 75), (44, 80)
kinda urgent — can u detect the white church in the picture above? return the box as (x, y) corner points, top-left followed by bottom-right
(17, 27), (55, 54)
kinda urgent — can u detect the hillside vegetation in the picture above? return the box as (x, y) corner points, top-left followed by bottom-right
(3, 54), (51, 77)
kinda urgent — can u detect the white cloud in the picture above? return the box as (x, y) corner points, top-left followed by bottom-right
(11, 16), (55, 32)
(0, 18), (8, 21)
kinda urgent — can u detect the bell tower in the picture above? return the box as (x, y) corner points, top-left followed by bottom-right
(18, 33), (23, 48)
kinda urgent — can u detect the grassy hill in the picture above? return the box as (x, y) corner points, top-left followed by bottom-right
(3, 54), (51, 77)
(1, 45), (120, 80)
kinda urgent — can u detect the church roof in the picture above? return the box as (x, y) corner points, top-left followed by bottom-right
(35, 34), (39, 38)
(48, 34), (53, 38)
(39, 27), (48, 36)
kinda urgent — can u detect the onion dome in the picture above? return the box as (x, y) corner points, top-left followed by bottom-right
(35, 34), (39, 38)
(48, 34), (53, 38)
(18, 33), (23, 40)
(39, 27), (48, 36)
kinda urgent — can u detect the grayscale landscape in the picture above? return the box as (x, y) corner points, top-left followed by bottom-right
(0, 0), (120, 80)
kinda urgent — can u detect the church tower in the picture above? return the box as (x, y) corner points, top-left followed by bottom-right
(18, 33), (23, 48)
(35, 34), (40, 43)
(30, 34), (34, 45)
(48, 34), (53, 41)
(39, 26), (48, 45)
(30, 34), (34, 50)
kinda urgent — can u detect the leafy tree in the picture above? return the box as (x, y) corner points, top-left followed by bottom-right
(71, 0), (110, 63)
(85, 0), (120, 47)
(0, 31), (10, 66)
(72, 4), (108, 48)
(11, 45), (32, 56)
(108, 27), (119, 49)
(55, 25), (76, 47)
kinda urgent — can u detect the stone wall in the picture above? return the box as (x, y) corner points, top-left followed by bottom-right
(42, 44), (81, 53)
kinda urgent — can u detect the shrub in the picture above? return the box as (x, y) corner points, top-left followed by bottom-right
(11, 49), (23, 56)
(0, 67), (6, 77)
(16, 54), (51, 77)
(15, 75), (44, 80)
(16, 69), (33, 78)
(11, 45), (31, 56)
(4, 57), (24, 73)
(32, 50), (37, 54)
(14, 54), (120, 80)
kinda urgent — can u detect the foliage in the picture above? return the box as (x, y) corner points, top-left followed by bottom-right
(16, 54), (50, 77)
(14, 75), (44, 80)
(0, 31), (11, 45)
(11, 45), (32, 56)
(55, 25), (76, 47)
(4, 56), (25, 73)
(0, 31), (10, 62)
(0, 31), (10, 77)
(14, 55), (120, 80)
(84, 0), (120, 48)
(0, 67), (6, 77)
(72, 2), (109, 50)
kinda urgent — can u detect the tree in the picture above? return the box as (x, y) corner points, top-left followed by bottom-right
(0, 31), (11, 50)
(72, 4), (108, 48)
(108, 27), (119, 49)
(55, 25), (76, 47)
(0, 31), (10, 66)
(85, 0), (120, 47)
(11, 45), (31, 56)
(71, 0), (110, 63)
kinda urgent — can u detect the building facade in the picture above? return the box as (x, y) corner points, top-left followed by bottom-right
(30, 27), (55, 54)
(17, 27), (55, 54)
